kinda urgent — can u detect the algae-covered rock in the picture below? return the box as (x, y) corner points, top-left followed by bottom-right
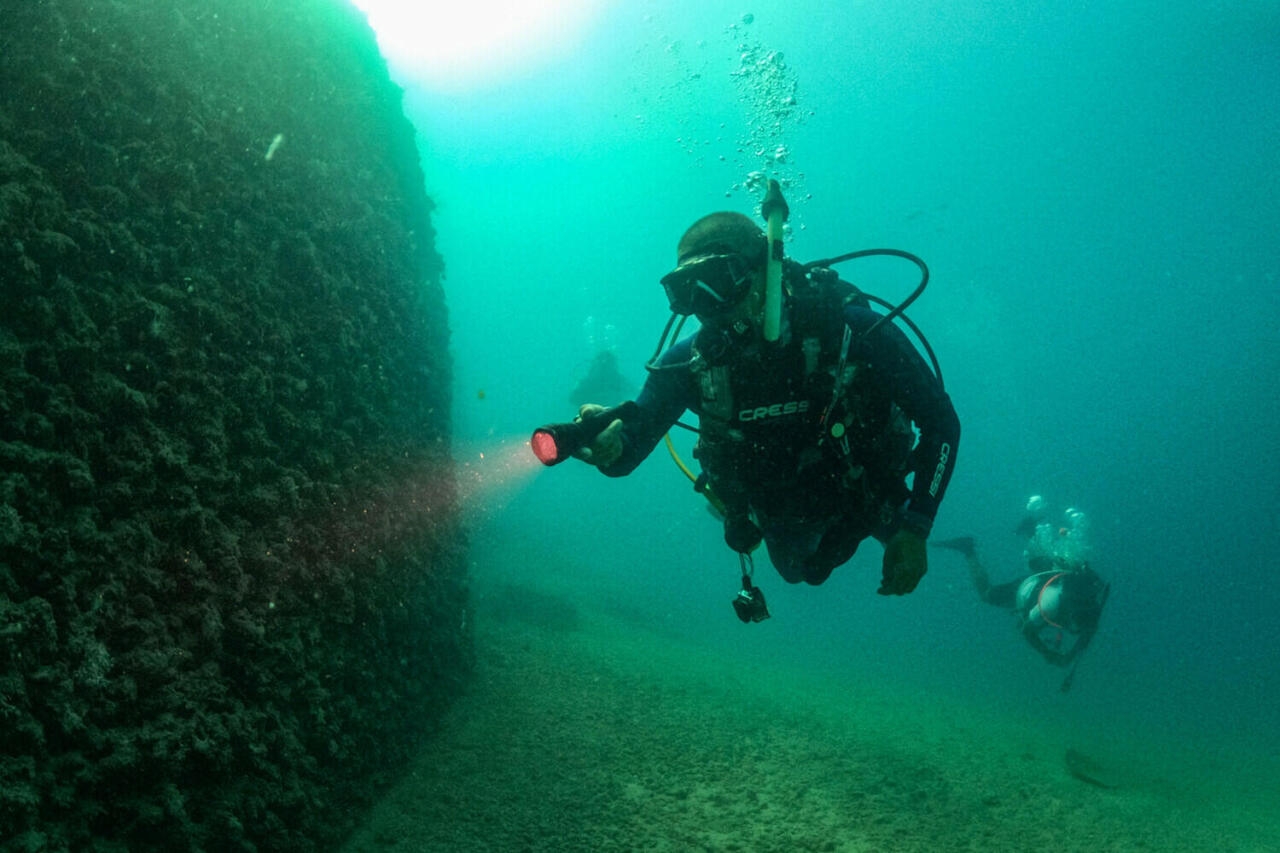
(0, 1), (469, 849)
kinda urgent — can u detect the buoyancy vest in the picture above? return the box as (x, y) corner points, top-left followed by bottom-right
(689, 264), (914, 519)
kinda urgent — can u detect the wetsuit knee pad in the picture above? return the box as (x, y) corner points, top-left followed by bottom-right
(812, 519), (870, 573)
(802, 558), (837, 585)
(770, 553), (808, 584)
(764, 539), (810, 584)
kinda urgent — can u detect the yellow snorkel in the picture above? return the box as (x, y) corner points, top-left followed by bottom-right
(760, 179), (789, 342)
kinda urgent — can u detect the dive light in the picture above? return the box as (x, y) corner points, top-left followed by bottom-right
(530, 402), (636, 466)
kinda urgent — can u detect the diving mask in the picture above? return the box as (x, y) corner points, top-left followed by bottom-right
(660, 253), (755, 318)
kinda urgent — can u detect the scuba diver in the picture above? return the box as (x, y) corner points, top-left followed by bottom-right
(933, 497), (1111, 691)
(568, 349), (633, 408)
(532, 182), (959, 621)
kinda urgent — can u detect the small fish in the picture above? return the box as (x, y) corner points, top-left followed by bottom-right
(264, 133), (285, 161)
(1064, 748), (1119, 789)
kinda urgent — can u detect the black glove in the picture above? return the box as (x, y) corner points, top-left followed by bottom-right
(724, 513), (762, 554)
(878, 529), (928, 595)
(572, 404), (624, 467)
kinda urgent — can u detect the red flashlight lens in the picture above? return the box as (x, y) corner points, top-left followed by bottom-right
(530, 430), (560, 465)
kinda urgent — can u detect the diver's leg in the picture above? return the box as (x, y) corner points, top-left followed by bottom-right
(760, 518), (823, 584)
(802, 515), (871, 585)
(967, 552), (993, 599)
(982, 579), (1020, 609)
(940, 539), (1007, 605)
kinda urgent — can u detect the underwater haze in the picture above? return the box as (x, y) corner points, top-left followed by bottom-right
(354, 0), (1279, 849)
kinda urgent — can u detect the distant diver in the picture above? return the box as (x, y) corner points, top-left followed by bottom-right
(568, 349), (632, 407)
(933, 497), (1110, 692)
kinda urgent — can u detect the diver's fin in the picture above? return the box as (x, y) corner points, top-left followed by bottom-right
(930, 536), (977, 558)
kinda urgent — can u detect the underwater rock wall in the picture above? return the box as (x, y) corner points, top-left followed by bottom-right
(0, 1), (469, 849)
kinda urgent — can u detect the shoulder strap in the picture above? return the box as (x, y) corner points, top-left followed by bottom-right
(790, 263), (868, 362)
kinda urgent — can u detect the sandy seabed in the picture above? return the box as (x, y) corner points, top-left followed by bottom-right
(343, 590), (1276, 853)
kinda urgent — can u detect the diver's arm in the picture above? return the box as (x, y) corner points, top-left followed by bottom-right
(846, 306), (960, 535)
(1059, 631), (1093, 667)
(593, 340), (696, 477)
(1023, 624), (1072, 667)
(1060, 581), (1110, 665)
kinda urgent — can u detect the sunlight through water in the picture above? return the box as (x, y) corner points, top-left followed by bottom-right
(350, 0), (603, 90)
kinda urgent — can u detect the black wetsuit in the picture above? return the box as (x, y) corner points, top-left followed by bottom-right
(599, 293), (960, 584)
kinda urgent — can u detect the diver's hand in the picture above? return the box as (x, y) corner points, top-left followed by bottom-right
(878, 529), (928, 595)
(573, 404), (623, 467)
